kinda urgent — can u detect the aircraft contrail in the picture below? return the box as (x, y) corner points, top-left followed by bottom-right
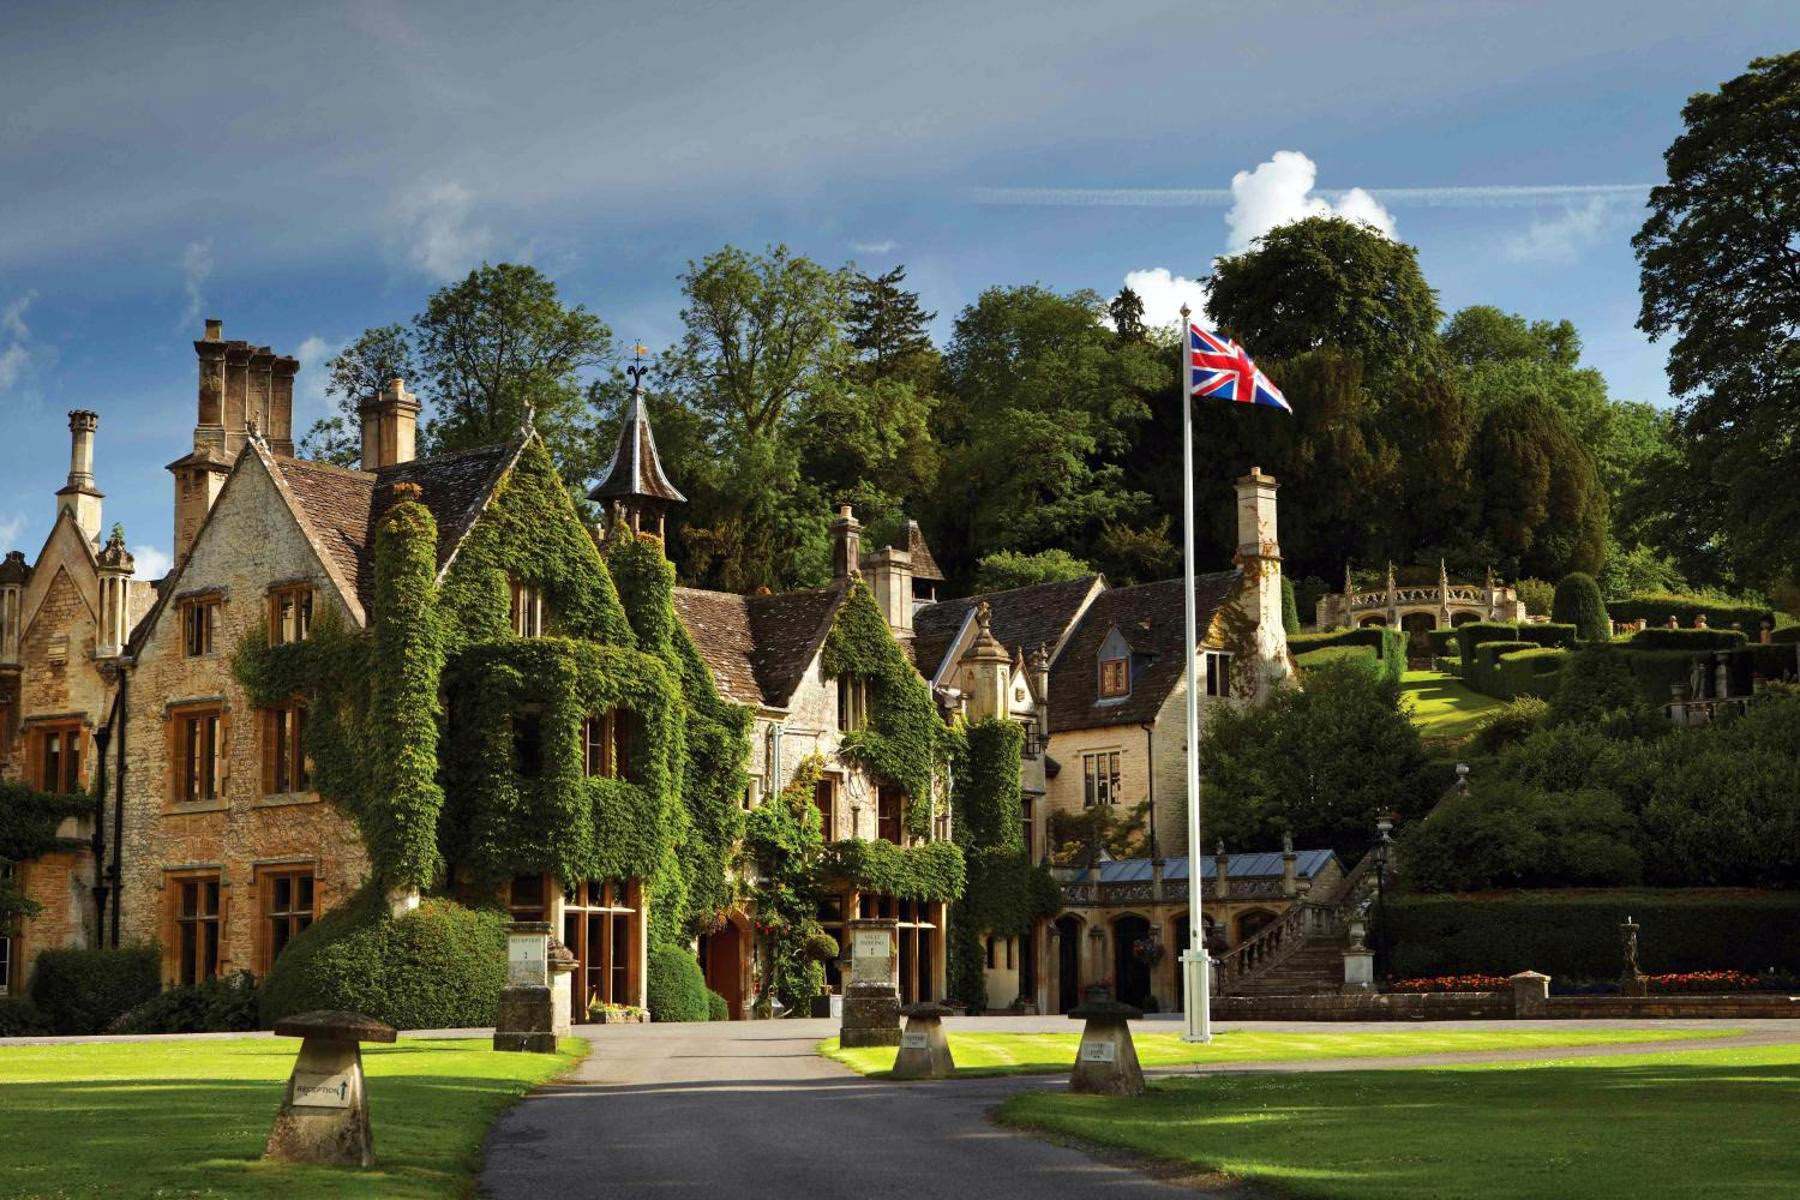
(968, 183), (1654, 208)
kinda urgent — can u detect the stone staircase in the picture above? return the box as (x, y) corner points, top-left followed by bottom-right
(1214, 848), (1378, 997)
(1224, 935), (1353, 995)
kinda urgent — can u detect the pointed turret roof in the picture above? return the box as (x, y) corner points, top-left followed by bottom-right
(589, 388), (686, 505)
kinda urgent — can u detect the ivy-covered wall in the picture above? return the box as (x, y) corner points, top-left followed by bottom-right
(821, 580), (955, 838)
(0, 780), (91, 927)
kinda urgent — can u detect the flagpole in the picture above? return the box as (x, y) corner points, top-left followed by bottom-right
(1178, 304), (1212, 1043)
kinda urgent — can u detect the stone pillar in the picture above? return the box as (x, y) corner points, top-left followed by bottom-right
(1281, 831), (1298, 898)
(1342, 917), (1374, 993)
(830, 505), (862, 580)
(1068, 1000), (1145, 1096)
(1510, 970), (1550, 1018)
(840, 918), (900, 1048)
(892, 1002), (957, 1079)
(264, 1010), (396, 1167)
(495, 921), (560, 1053)
(1213, 842), (1230, 901)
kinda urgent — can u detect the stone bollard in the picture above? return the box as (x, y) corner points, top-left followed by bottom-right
(496, 921), (568, 1053)
(841, 918), (902, 1048)
(1510, 970), (1550, 1019)
(1067, 999), (1145, 1096)
(891, 1002), (957, 1080)
(264, 1009), (396, 1168)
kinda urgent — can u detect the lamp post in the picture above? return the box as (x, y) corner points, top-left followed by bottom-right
(1373, 815), (1395, 982)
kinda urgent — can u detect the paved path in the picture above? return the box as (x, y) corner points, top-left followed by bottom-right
(479, 1016), (1799, 1200)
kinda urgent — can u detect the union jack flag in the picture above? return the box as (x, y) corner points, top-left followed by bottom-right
(1187, 323), (1291, 413)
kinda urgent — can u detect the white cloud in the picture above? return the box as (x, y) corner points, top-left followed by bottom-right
(180, 240), (213, 328)
(0, 511), (25, 553)
(1502, 197), (1619, 264)
(1120, 267), (1209, 331)
(393, 182), (494, 281)
(850, 240), (897, 255)
(293, 334), (338, 418)
(1, 293), (30, 340)
(130, 543), (173, 580)
(0, 292), (35, 391)
(1223, 150), (1395, 252)
(0, 344), (28, 391)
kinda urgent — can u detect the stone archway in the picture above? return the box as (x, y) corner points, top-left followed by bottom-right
(1112, 913), (1153, 1010)
(1358, 615), (1388, 627)
(1236, 908), (1278, 943)
(1450, 611), (1481, 627)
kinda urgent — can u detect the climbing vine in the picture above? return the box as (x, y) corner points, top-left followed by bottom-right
(739, 755), (833, 1015)
(821, 579), (955, 837)
(0, 780), (91, 925)
(817, 839), (965, 902)
(946, 718), (1061, 1011)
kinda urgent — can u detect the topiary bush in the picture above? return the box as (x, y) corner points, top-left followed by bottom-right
(706, 989), (729, 1021)
(1552, 573), (1611, 641)
(113, 972), (260, 1034)
(260, 891), (506, 1030)
(1287, 626), (1406, 682)
(645, 944), (709, 1022)
(1280, 575), (1300, 635)
(1454, 621), (1520, 668)
(29, 945), (160, 1034)
(1515, 623), (1577, 650)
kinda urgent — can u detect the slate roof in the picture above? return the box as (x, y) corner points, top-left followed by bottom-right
(913, 574), (1100, 682)
(1095, 850), (1338, 883)
(274, 442), (518, 613)
(674, 579), (851, 709)
(589, 391), (686, 504)
(1047, 570), (1241, 731)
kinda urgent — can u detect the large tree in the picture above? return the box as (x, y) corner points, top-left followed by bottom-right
(846, 266), (937, 385)
(1205, 215), (1443, 362)
(1635, 51), (1800, 587)
(300, 265), (612, 507)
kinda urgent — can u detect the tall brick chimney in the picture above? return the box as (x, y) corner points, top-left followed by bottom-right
(56, 410), (104, 545)
(359, 379), (420, 471)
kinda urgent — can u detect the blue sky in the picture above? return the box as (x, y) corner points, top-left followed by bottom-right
(2, 1), (1793, 577)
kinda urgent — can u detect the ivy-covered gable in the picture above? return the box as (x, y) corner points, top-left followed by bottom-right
(437, 437), (634, 653)
(820, 579), (955, 838)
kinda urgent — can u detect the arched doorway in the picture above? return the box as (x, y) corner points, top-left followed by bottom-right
(1055, 914), (1083, 1014)
(1112, 914), (1153, 1010)
(699, 918), (744, 1020)
(1401, 611), (1437, 660)
(1358, 615), (1388, 627)
(1451, 611), (1481, 627)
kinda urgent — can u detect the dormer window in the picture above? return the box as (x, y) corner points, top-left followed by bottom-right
(509, 579), (544, 638)
(1099, 656), (1128, 699)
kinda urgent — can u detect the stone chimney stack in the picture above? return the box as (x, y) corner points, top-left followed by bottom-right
(1233, 467), (1290, 700)
(95, 525), (136, 658)
(359, 379), (420, 472)
(57, 410), (105, 544)
(268, 353), (298, 456)
(1030, 642), (1052, 733)
(830, 505), (862, 581)
(864, 541), (915, 639)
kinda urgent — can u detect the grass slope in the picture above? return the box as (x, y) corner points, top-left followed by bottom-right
(821, 1026), (1736, 1078)
(999, 1043), (1800, 1200)
(0, 1035), (582, 1198)
(1401, 669), (1503, 740)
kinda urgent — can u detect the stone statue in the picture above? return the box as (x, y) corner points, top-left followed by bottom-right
(1620, 918), (1639, 976)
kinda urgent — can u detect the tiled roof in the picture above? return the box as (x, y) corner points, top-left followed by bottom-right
(674, 579), (851, 708)
(1095, 849), (1338, 883)
(913, 574), (1100, 682)
(902, 520), (945, 582)
(0, 551), (30, 585)
(1048, 571), (1240, 731)
(274, 443), (517, 613)
(589, 391), (685, 504)
(671, 588), (762, 707)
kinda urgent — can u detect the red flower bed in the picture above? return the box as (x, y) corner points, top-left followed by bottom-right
(1389, 974), (1510, 994)
(1644, 970), (1761, 994)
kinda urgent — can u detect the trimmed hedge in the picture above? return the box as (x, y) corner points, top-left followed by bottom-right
(1552, 573), (1610, 641)
(1609, 594), (1774, 639)
(1515, 623), (1577, 650)
(1454, 621), (1520, 667)
(1628, 627), (1748, 651)
(1388, 889), (1800, 978)
(0, 996), (52, 1036)
(1463, 640), (1533, 698)
(1737, 643), (1800, 682)
(1288, 626), (1406, 682)
(1296, 645), (1379, 674)
(1492, 647), (1570, 701)
(28, 945), (160, 1034)
(1773, 625), (1800, 645)
(1426, 629), (1460, 657)
(260, 892), (507, 1030)
(706, 989), (729, 1021)
(646, 944), (709, 1023)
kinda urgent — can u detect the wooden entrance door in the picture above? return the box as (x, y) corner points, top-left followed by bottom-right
(701, 920), (744, 1020)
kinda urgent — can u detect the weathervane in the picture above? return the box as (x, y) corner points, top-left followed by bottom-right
(625, 342), (652, 392)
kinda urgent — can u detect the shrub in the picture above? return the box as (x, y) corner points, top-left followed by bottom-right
(646, 944), (709, 1022)
(1426, 629), (1460, 657)
(29, 945), (161, 1035)
(1472, 696), (1549, 754)
(707, 989), (729, 1021)
(1515, 623), (1577, 649)
(1515, 578), (1555, 618)
(260, 892), (506, 1030)
(1296, 645), (1378, 673)
(1549, 645), (1658, 724)
(1399, 780), (1642, 892)
(1455, 621), (1520, 668)
(0, 996), (51, 1036)
(1608, 593), (1774, 640)
(1492, 647), (1569, 701)
(1628, 627), (1748, 651)
(114, 972), (260, 1034)
(1462, 640), (1535, 698)
(1389, 974), (1510, 994)
(1388, 889), (1800, 978)
(1772, 625), (1800, 645)
(1552, 573), (1610, 641)
(1280, 575), (1300, 635)
(1432, 654), (1462, 676)
(1288, 626), (1406, 683)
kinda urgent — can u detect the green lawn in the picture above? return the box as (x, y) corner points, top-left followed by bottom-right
(0, 1035), (583, 1199)
(1401, 668), (1503, 739)
(998, 1042), (1800, 1200)
(821, 1025), (1736, 1078)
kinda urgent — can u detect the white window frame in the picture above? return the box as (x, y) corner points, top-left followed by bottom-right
(1203, 650), (1233, 698)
